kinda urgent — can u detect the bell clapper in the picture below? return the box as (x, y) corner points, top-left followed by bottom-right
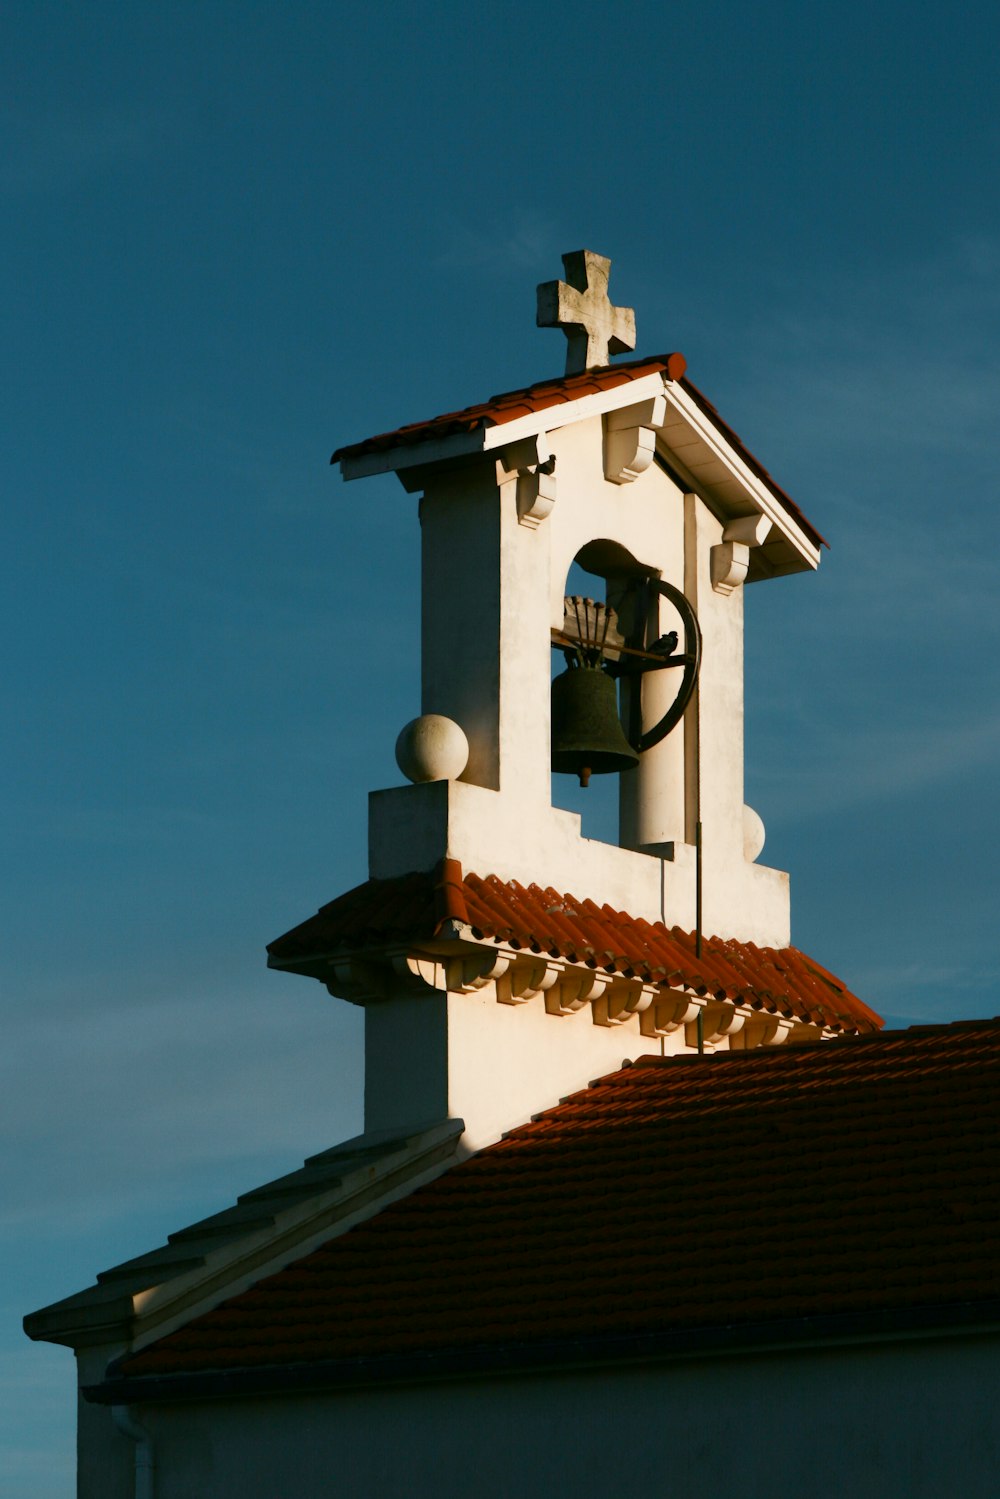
(579, 767), (591, 789)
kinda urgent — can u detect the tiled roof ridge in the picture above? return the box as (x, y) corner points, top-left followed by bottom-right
(329, 352), (827, 552)
(330, 352), (688, 462)
(496, 1019), (1000, 1143)
(267, 864), (880, 1033)
(461, 871), (879, 1024)
(621, 1013), (1000, 1065)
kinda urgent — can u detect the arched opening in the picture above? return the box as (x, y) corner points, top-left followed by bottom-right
(550, 538), (700, 854)
(549, 542), (654, 847)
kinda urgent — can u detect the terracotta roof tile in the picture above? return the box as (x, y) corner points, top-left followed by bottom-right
(331, 353), (826, 551)
(267, 862), (880, 1034)
(118, 1019), (1000, 1381)
(331, 354), (689, 462)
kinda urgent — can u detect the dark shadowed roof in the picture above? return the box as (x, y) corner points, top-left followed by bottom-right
(99, 1018), (1000, 1399)
(267, 861), (879, 1034)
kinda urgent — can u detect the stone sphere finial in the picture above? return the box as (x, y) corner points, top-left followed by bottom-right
(395, 715), (470, 784)
(743, 804), (766, 863)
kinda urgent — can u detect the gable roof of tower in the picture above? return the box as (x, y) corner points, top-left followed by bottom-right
(266, 861), (880, 1035)
(332, 354), (689, 461)
(331, 351), (828, 553)
(93, 1017), (1000, 1403)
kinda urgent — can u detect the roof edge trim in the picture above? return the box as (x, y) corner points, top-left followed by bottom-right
(24, 1119), (465, 1353)
(86, 1298), (1000, 1406)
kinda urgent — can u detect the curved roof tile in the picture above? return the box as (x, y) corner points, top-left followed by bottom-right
(267, 861), (880, 1034)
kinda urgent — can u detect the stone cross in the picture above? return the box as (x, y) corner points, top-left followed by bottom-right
(536, 250), (636, 375)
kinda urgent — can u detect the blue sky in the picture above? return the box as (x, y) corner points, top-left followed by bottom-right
(6, 1), (1000, 1491)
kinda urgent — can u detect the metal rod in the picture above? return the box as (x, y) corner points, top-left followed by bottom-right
(598, 600), (610, 656)
(695, 818), (703, 963)
(572, 597), (584, 663)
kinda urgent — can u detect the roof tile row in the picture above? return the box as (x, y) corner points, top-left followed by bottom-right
(267, 861), (880, 1033)
(331, 354), (688, 461)
(119, 1019), (1000, 1381)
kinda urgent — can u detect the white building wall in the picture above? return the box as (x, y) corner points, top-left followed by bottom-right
(364, 985), (692, 1151)
(125, 1334), (1000, 1499)
(419, 465), (503, 791)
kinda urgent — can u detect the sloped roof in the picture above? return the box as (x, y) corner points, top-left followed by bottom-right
(332, 353), (689, 460)
(99, 1018), (1000, 1398)
(266, 862), (880, 1034)
(330, 351), (827, 551)
(23, 1122), (464, 1351)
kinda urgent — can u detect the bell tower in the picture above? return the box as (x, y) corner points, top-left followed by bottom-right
(269, 252), (849, 1150)
(344, 252), (820, 943)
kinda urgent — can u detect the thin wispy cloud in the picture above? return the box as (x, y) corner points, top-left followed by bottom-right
(434, 211), (557, 273)
(740, 238), (1000, 830)
(754, 703), (1000, 822)
(732, 237), (1000, 464)
(2, 989), (362, 1232)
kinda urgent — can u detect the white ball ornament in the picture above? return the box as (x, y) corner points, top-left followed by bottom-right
(395, 715), (470, 784)
(742, 804), (766, 863)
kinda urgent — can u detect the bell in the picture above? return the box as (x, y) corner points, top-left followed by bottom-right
(551, 663), (639, 787)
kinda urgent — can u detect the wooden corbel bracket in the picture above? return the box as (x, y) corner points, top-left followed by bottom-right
(496, 434), (557, 529)
(603, 395), (667, 485)
(711, 513), (773, 596)
(327, 957), (395, 1004)
(640, 991), (701, 1038)
(592, 979), (657, 1027)
(445, 949), (512, 993)
(545, 968), (610, 1017)
(496, 958), (562, 1006)
(686, 1001), (745, 1047)
(731, 1013), (794, 1050)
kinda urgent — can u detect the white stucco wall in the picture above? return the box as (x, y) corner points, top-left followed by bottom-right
(378, 413), (792, 950)
(107, 1333), (1000, 1499)
(363, 986), (694, 1151)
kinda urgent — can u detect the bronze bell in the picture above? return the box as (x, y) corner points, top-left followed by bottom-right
(551, 662), (639, 787)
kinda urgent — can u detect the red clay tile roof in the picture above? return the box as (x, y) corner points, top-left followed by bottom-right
(331, 352), (827, 551)
(113, 1019), (1000, 1387)
(267, 861), (880, 1034)
(332, 353), (688, 461)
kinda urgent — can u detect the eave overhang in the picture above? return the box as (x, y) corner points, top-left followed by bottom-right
(268, 930), (837, 1047)
(23, 1120), (465, 1353)
(265, 864), (881, 1040)
(86, 1297), (1000, 1407)
(332, 355), (825, 579)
